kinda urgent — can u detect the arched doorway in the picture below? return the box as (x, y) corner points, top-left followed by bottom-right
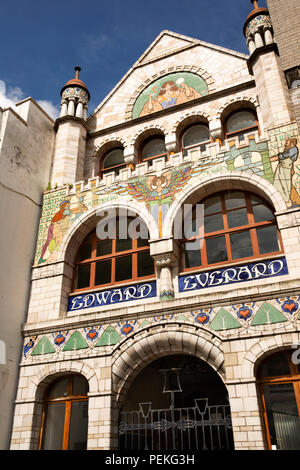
(118, 354), (234, 450)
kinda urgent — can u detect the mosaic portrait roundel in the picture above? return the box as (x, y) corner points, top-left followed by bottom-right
(132, 72), (208, 119)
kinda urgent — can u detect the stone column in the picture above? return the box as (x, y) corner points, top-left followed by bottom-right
(67, 98), (75, 116)
(75, 100), (84, 118)
(154, 253), (176, 301)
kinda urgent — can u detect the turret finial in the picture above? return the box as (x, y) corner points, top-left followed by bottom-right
(251, 0), (259, 9)
(74, 66), (81, 80)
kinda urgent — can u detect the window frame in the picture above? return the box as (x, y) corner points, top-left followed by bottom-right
(224, 108), (260, 140)
(100, 147), (126, 178)
(180, 191), (283, 273)
(257, 351), (300, 450)
(180, 123), (212, 155)
(38, 374), (89, 451)
(138, 135), (168, 164)
(72, 227), (155, 293)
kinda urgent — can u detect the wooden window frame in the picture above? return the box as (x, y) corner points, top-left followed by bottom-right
(224, 108), (260, 140)
(73, 228), (155, 293)
(138, 135), (168, 164)
(257, 350), (300, 450)
(180, 191), (283, 273)
(38, 375), (88, 451)
(180, 123), (212, 156)
(100, 147), (126, 178)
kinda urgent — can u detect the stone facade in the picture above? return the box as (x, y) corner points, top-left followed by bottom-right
(6, 4), (300, 451)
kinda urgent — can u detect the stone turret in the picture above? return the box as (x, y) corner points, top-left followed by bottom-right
(51, 67), (90, 187)
(244, 0), (293, 128)
(59, 66), (90, 120)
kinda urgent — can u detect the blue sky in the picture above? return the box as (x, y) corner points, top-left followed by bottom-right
(0, 0), (267, 119)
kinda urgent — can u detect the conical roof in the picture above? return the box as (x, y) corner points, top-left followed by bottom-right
(61, 66), (90, 99)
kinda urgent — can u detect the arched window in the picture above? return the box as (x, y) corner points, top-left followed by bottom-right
(258, 350), (300, 450)
(181, 124), (211, 156)
(73, 219), (155, 291)
(100, 148), (126, 177)
(139, 136), (167, 165)
(181, 190), (282, 271)
(225, 109), (258, 141)
(39, 374), (89, 450)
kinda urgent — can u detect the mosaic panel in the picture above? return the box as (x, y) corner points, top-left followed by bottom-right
(23, 296), (300, 359)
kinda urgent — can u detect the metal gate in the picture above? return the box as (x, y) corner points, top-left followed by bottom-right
(119, 368), (234, 450)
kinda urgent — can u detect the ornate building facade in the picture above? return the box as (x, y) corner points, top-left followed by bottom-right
(5, 1), (300, 450)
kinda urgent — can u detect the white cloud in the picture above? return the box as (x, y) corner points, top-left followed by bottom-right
(0, 79), (59, 120)
(37, 100), (59, 120)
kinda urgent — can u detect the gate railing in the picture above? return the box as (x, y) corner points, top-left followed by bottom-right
(119, 398), (233, 450)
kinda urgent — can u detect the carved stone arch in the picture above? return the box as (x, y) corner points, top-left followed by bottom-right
(130, 123), (168, 150)
(111, 321), (225, 407)
(171, 110), (212, 147)
(163, 170), (288, 239)
(125, 65), (215, 121)
(241, 333), (300, 381)
(59, 199), (159, 265)
(216, 95), (259, 122)
(29, 360), (98, 401)
(92, 136), (128, 160)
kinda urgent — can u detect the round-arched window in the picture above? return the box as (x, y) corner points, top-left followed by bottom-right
(101, 148), (125, 177)
(140, 136), (167, 165)
(181, 124), (210, 156)
(39, 375), (89, 450)
(258, 350), (300, 450)
(225, 109), (258, 141)
(181, 190), (282, 271)
(73, 219), (155, 291)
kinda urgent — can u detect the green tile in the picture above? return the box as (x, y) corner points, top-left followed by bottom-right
(62, 331), (89, 351)
(251, 302), (287, 326)
(210, 308), (242, 331)
(31, 336), (55, 355)
(96, 326), (121, 347)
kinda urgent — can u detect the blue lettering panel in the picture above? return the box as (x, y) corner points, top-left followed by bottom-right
(178, 257), (288, 293)
(68, 281), (157, 312)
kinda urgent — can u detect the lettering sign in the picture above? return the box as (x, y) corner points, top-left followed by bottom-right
(178, 257), (288, 293)
(68, 281), (157, 312)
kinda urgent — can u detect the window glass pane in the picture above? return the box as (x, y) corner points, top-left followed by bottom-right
(260, 352), (291, 378)
(182, 125), (210, 148)
(250, 193), (264, 205)
(95, 260), (111, 285)
(206, 236), (228, 264)
(256, 225), (279, 254)
(137, 237), (149, 248)
(72, 376), (89, 396)
(115, 255), (132, 282)
(103, 148), (124, 169)
(141, 138), (166, 160)
(68, 401), (88, 450)
(227, 207), (249, 228)
(252, 204), (275, 223)
(43, 403), (65, 450)
(184, 239), (202, 268)
(76, 264), (91, 289)
(204, 212), (224, 233)
(138, 251), (155, 277)
(77, 233), (92, 261)
(224, 191), (246, 210)
(230, 231), (253, 259)
(203, 195), (222, 215)
(48, 377), (69, 398)
(262, 383), (300, 450)
(226, 111), (256, 133)
(96, 239), (112, 257)
(116, 238), (132, 252)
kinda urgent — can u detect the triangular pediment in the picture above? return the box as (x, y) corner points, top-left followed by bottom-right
(137, 30), (198, 64)
(88, 30), (250, 128)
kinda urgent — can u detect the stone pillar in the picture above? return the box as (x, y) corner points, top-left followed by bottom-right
(150, 238), (176, 301)
(75, 100), (84, 118)
(67, 98), (75, 116)
(60, 100), (68, 117)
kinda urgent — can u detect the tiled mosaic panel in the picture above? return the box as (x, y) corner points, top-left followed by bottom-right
(24, 296), (300, 358)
